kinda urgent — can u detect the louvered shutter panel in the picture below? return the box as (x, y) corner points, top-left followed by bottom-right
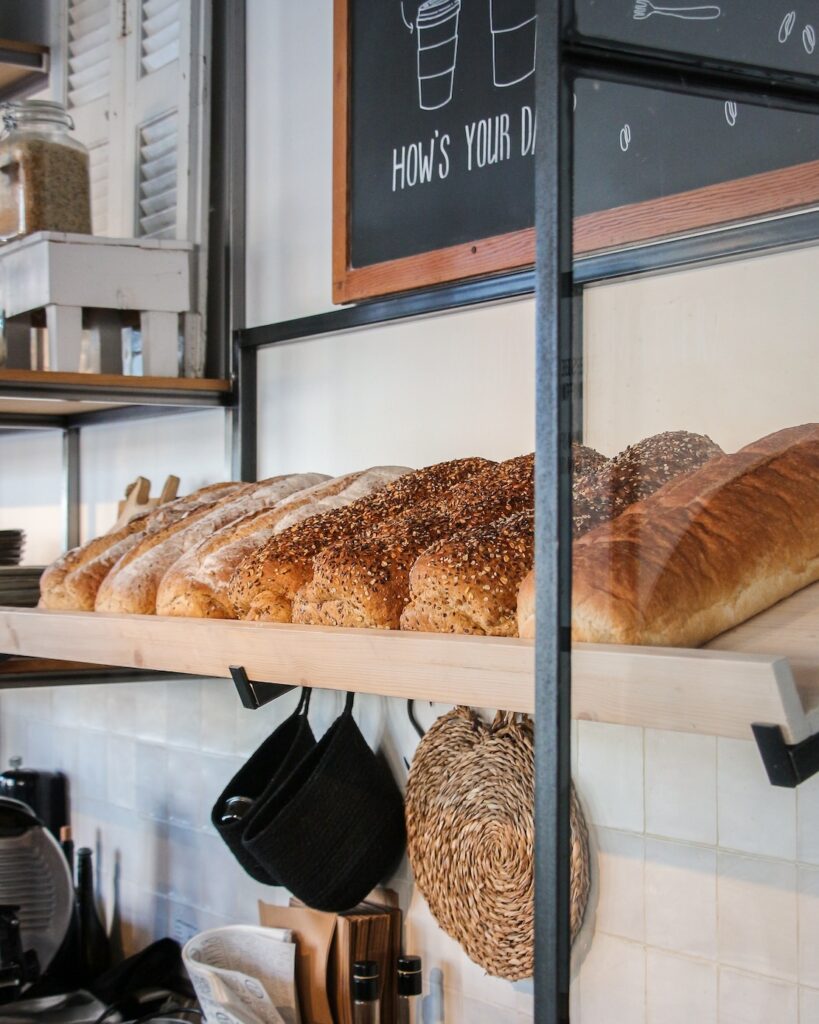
(141, 0), (181, 74)
(67, 0), (111, 109)
(137, 112), (178, 238)
(88, 141), (109, 235)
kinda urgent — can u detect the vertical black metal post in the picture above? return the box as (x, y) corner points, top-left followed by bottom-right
(232, 341), (258, 483)
(61, 425), (80, 550)
(534, 1), (574, 1022)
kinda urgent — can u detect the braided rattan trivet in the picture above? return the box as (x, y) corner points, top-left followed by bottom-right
(405, 706), (590, 980)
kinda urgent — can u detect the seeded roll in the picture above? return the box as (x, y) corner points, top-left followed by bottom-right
(401, 510), (534, 635)
(228, 457), (493, 622)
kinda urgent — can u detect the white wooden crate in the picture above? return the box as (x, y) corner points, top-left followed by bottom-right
(0, 232), (198, 376)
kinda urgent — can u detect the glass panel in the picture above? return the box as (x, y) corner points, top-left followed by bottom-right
(573, 0), (818, 79)
(570, 75), (819, 1021)
(573, 77), (819, 254)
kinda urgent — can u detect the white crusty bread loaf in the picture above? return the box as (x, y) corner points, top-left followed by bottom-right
(39, 482), (243, 610)
(228, 458), (492, 622)
(294, 455), (534, 629)
(401, 510), (534, 635)
(569, 423), (819, 648)
(154, 467), (410, 618)
(95, 474), (327, 614)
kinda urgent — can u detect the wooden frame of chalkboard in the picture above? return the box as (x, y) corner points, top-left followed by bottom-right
(334, 0), (819, 305)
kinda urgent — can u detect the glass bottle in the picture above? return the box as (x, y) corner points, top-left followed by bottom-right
(352, 959), (381, 1024)
(0, 99), (91, 244)
(76, 847), (111, 985)
(397, 955), (422, 1024)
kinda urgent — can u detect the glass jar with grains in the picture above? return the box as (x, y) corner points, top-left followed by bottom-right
(0, 100), (92, 244)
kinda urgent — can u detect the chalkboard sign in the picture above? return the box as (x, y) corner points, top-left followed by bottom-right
(333, 0), (819, 303)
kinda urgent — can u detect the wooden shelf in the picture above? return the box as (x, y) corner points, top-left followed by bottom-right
(0, 40), (48, 99)
(0, 371), (232, 424)
(0, 583), (815, 742)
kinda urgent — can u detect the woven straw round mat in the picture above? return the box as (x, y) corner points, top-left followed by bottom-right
(405, 706), (590, 981)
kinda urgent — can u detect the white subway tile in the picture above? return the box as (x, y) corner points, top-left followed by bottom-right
(106, 734), (136, 809)
(165, 678), (203, 749)
(577, 722), (644, 832)
(132, 681), (169, 743)
(74, 730), (109, 803)
(718, 968), (797, 1024)
(645, 838), (717, 959)
(797, 772), (819, 866)
(135, 742), (169, 821)
(799, 867), (819, 988)
(578, 933), (645, 1024)
(166, 747), (204, 828)
(594, 828), (645, 942)
(646, 949), (717, 1024)
(200, 681), (241, 755)
(800, 986), (819, 1024)
(645, 730), (716, 844)
(717, 852), (797, 982)
(717, 738), (796, 859)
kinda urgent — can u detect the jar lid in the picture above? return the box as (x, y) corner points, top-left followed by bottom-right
(397, 955), (422, 996)
(353, 960), (379, 1002)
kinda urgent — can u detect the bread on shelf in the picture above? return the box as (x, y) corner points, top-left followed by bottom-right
(39, 481), (244, 611)
(228, 457), (493, 622)
(155, 467), (410, 618)
(294, 454), (534, 629)
(95, 474), (328, 615)
(401, 509), (534, 636)
(570, 423), (819, 648)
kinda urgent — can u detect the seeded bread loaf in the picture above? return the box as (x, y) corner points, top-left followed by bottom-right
(155, 467), (410, 618)
(572, 431), (723, 537)
(39, 482), (243, 610)
(401, 510), (534, 635)
(294, 454), (534, 629)
(228, 457), (493, 622)
(95, 474), (327, 615)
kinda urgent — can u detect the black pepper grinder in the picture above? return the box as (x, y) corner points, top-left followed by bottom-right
(397, 955), (422, 1024)
(352, 960), (381, 1024)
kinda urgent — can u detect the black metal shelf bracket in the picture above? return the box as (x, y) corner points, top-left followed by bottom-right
(752, 724), (819, 788)
(229, 665), (293, 710)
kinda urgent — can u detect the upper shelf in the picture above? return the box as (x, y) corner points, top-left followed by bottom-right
(0, 371), (233, 427)
(0, 582), (815, 744)
(0, 39), (49, 100)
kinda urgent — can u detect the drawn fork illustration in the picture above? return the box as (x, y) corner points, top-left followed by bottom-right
(633, 0), (722, 20)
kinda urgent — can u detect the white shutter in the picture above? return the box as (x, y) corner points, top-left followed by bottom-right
(140, 0), (181, 74)
(88, 141), (110, 234)
(137, 111), (178, 238)
(67, 0), (111, 108)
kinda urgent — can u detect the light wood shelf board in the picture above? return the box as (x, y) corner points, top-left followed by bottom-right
(0, 599), (816, 742)
(0, 370), (231, 394)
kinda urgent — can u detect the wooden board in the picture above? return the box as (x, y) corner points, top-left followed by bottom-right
(0, 593), (816, 743)
(0, 370), (231, 394)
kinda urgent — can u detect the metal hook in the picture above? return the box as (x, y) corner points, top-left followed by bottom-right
(407, 699), (425, 740)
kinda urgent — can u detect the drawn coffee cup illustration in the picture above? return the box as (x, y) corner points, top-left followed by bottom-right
(413, 0), (461, 111)
(490, 0), (537, 87)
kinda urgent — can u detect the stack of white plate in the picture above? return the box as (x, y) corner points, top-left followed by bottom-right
(0, 530), (24, 566)
(0, 566), (43, 607)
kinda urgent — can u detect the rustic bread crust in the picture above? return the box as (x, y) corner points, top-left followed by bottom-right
(571, 423), (819, 647)
(155, 467), (410, 618)
(401, 510), (534, 635)
(228, 457), (493, 622)
(39, 481), (243, 610)
(95, 474), (327, 614)
(294, 455), (534, 629)
(517, 570), (535, 640)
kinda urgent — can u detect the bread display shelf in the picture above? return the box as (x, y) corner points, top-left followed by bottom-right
(0, 582), (815, 743)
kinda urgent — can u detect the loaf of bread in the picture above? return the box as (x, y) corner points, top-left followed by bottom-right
(570, 423), (819, 647)
(39, 482), (243, 610)
(294, 454), (534, 629)
(517, 570), (535, 640)
(228, 457), (493, 622)
(572, 442), (608, 478)
(401, 510), (534, 635)
(95, 474), (327, 614)
(572, 431), (723, 537)
(155, 467), (410, 618)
